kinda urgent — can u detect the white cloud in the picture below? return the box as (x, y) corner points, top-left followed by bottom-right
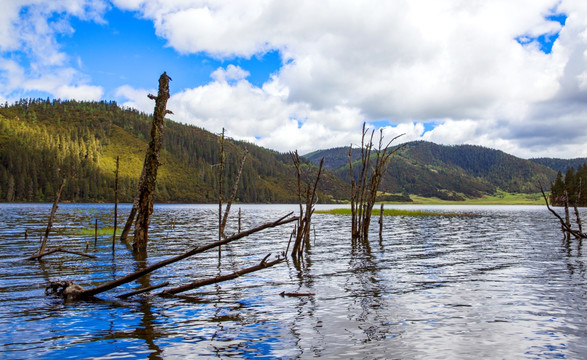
(0, 0), (107, 101)
(5, 0), (587, 158)
(109, 0), (587, 158)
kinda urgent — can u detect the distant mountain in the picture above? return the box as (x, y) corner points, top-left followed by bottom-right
(0, 99), (348, 203)
(305, 141), (558, 200)
(529, 157), (587, 173)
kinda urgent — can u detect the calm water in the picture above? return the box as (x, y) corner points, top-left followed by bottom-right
(0, 203), (585, 359)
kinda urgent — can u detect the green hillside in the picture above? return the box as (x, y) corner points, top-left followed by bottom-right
(305, 141), (558, 201)
(530, 157), (587, 173)
(0, 99), (348, 203)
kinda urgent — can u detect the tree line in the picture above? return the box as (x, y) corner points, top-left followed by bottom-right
(550, 164), (587, 207)
(0, 98), (344, 203)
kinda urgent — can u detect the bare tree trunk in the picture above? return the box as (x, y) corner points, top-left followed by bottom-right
(290, 151), (323, 257)
(540, 183), (586, 239)
(221, 148), (248, 237)
(133, 72), (172, 255)
(113, 155), (119, 253)
(349, 124), (402, 242)
(218, 128), (225, 259)
(120, 168), (145, 243)
(37, 178), (65, 256)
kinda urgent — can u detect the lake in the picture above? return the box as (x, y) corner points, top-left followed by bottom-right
(0, 203), (585, 359)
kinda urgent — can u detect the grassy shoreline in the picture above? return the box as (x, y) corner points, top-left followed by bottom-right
(315, 208), (468, 217)
(385, 191), (545, 206)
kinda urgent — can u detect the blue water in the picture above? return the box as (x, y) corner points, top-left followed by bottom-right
(0, 203), (585, 359)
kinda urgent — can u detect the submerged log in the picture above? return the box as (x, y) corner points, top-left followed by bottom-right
(48, 213), (297, 300)
(159, 254), (283, 296)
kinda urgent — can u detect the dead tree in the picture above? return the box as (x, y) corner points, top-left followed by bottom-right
(132, 72), (173, 255)
(217, 131), (248, 259)
(221, 148), (248, 237)
(27, 178), (94, 261)
(349, 123), (402, 242)
(290, 151), (323, 257)
(113, 155), (119, 252)
(218, 128), (225, 259)
(540, 182), (586, 239)
(45, 213), (298, 301)
(119, 167), (145, 243)
(37, 178), (65, 255)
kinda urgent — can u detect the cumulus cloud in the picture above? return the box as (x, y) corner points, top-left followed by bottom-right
(4, 0), (587, 158)
(107, 0), (587, 158)
(0, 0), (107, 101)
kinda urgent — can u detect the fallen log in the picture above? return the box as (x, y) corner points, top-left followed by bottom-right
(159, 254), (283, 296)
(50, 213), (297, 300)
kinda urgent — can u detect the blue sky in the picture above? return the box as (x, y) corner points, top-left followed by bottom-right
(1, 1), (586, 158)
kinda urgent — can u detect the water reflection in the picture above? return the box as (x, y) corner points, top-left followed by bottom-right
(0, 204), (586, 358)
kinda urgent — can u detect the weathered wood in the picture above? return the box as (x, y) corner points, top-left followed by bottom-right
(159, 254), (283, 296)
(218, 128), (225, 260)
(349, 124), (403, 242)
(133, 72), (172, 254)
(113, 155), (119, 252)
(379, 203), (384, 241)
(120, 167), (145, 243)
(61, 213), (297, 300)
(28, 246), (97, 260)
(540, 183), (586, 239)
(290, 151), (323, 258)
(117, 281), (170, 299)
(37, 178), (65, 256)
(221, 148), (248, 238)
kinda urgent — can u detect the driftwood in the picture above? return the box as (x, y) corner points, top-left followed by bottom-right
(540, 182), (586, 239)
(48, 213), (297, 300)
(28, 246), (97, 260)
(133, 72), (173, 254)
(159, 254), (283, 296)
(117, 282), (170, 299)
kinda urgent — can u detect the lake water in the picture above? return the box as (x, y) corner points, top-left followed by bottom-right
(0, 203), (585, 359)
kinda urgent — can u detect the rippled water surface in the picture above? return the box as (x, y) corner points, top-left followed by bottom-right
(1, 203), (586, 359)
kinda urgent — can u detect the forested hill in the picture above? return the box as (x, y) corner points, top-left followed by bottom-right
(306, 141), (557, 200)
(0, 99), (348, 203)
(530, 157), (587, 173)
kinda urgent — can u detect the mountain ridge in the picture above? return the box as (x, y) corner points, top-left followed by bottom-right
(1, 99), (580, 203)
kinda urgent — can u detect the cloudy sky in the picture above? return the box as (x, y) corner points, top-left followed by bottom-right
(1, 0), (586, 158)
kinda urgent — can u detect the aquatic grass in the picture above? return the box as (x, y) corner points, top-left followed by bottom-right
(74, 227), (122, 236)
(315, 208), (463, 217)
